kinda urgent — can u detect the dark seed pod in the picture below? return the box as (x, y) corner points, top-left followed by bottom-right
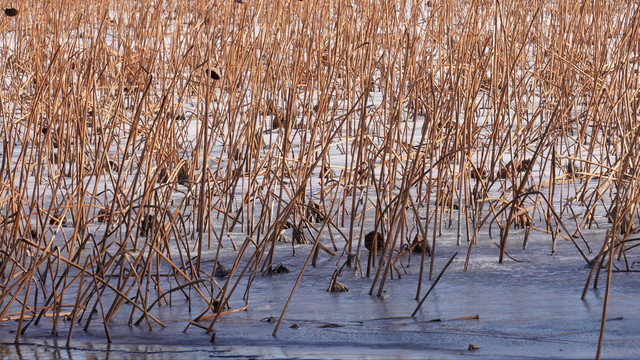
(156, 168), (168, 183)
(469, 167), (486, 181)
(277, 234), (291, 243)
(410, 234), (432, 256)
(328, 281), (349, 292)
(272, 263), (290, 274)
(211, 298), (221, 312)
(321, 164), (335, 180)
(49, 211), (67, 226)
(4, 8), (18, 17)
(497, 165), (512, 179)
(514, 210), (532, 229)
(516, 158), (533, 172)
(328, 269), (348, 292)
(292, 226), (308, 244)
(214, 262), (231, 277)
(271, 116), (280, 129)
(205, 68), (220, 80)
(306, 200), (327, 223)
(177, 162), (190, 185)
(97, 209), (109, 223)
(140, 214), (155, 236)
(364, 231), (384, 251)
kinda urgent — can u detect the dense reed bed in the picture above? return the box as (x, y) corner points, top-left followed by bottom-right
(1, 0), (638, 356)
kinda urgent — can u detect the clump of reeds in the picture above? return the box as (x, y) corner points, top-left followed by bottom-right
(0, 1), (638, 355)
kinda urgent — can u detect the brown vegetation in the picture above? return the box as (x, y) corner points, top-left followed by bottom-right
(0, 2), (638, 354)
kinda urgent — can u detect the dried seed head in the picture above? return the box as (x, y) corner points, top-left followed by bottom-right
(29, 226), (38, 239)
(97, 209), (109, 223)
(410, 234), (432, 256)
(516, 158), (533, 172)
(271, 115), (285, 130)
(364, 231), (384, 251)
(206, 68), (221, 80)
(214, 262), (231, 277)
(49, 211), (67, 226)
(177, 161), (191, 185)
(140, 214), (155, 236)
(157, 168), (168, 183)
(306, 200), (327, 223)
(497, 165), (512, 179)
(329, 281), (349, 292)
(514, 210), (532, 229)
(321, 164), (335, 180)
(292, 226), (308, 244)
(272, 263), (291, 274)
(4, 8), (18, 17)
(469, 167), (487, 181)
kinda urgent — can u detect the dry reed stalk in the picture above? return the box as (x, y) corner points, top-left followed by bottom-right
(411, 252), (457, 318)
(596, 227), (616, 360)
(271, 231), (322, 338)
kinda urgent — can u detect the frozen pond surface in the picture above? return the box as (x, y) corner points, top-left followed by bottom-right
(1, 231), (638, 359)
